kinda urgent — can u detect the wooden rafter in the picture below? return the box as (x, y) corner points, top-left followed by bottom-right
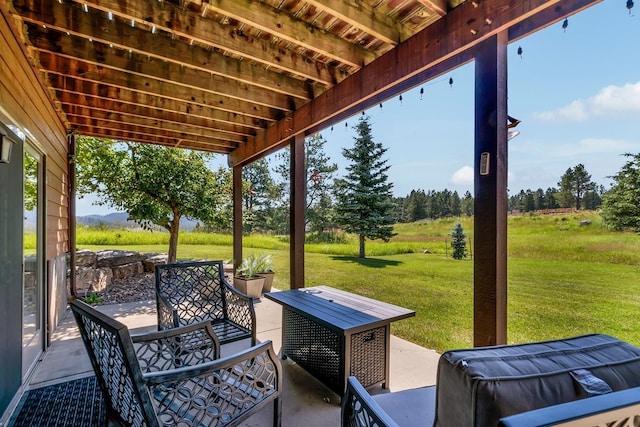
(230, 0), (602, 166)
(65, 113), (246, 144)
(4, 0), (601, 155)
(200, 0), (376, 67)
(27, 31), (304, 112)
(14, 0), (339, 85)
(61, 103), (255, 138)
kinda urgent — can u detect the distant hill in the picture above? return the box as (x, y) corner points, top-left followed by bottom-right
(77, 212), (199, 231)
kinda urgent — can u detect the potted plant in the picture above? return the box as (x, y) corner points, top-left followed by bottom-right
(255, 253), (275, 293)
(234, 254), (265, 299)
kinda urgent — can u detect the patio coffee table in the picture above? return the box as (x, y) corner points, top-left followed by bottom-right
(264, 286), (415, 396)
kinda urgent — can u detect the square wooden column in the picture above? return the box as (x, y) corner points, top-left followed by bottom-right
(290, 133), (305, 289)
(473, 32), (508, 347)
(232, 165), (243, 274)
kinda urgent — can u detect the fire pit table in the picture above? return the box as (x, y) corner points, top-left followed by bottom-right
(264, 286), (415, 396)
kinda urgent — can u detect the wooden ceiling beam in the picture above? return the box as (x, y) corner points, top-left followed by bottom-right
(229, 0), (601, 166)
(48, 75), (269, 129)
(71, 120), (237, 150)
(26, 27), (305, 112)
(76, 128), (232, 153)
(199, 0), (375, 67)
(37, 53), (282, 122)
(415, 0), (447, 16)
(21, 6), (313, 102)
(303, 0), (406, 45)
(65, 113), (245, 144)
(61, 103), (254, 138)
(507, 0), (602, 42)
(13, 0), (338, 86)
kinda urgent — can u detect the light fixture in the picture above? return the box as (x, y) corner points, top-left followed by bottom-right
(507, 115), (521, 129)
(1, 135), (15, 163)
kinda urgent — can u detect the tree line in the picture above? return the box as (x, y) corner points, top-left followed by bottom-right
(75, 115), (640, 261)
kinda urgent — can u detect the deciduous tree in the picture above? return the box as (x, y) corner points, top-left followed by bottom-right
(75, 137), (229, 262)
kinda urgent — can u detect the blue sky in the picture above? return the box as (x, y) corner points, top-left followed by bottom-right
(307, 0), (640, 198)
(76, 1), (640, 215)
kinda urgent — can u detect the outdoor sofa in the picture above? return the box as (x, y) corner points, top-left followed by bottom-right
(342, 334), (640, 427)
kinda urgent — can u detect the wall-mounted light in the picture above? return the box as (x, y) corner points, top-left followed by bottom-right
(1, 135), (15, 163)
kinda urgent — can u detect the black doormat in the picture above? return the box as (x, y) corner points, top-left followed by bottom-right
(8, 376), (105, 427)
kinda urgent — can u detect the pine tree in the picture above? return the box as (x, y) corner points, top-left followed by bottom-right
(450, 223), (467, 260)
(334, 115), (396, 258)
(601, 153), (640, 231)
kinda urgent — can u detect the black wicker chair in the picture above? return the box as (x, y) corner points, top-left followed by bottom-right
(341, 376), (436, 427)
(155, 260), (256, 346)
(71, 299), (282, 427)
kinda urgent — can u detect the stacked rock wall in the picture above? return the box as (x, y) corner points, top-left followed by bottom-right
(72, 250), (167, 295)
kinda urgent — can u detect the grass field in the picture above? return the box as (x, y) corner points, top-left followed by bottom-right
(72, 211), (640, 353)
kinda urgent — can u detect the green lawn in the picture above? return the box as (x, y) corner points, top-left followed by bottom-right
(75, 211), (640, 353)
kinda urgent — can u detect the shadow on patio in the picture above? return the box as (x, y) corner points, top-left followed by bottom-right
(26, 291), (440, 426)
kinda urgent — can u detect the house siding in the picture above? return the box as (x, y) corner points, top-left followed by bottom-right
(0, 4), (69, 418)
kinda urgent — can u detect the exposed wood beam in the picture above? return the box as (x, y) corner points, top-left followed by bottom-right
(201, 0), (375, 67)
(13, 0), (338, 86)
(61, 103), (255, 138)
(21, 6), (312, 102)
(62, 104), (250, 140)
(26, 28), (304, 111)
(73, 122), (236, 150)
(66, 114), (244, 144)
(304, 0), (406, 45)
(508, 0), (603, 42)
(77, 129), (233, 153)
(38, 54), (281, 122)
(49, 78), (267, 129)
(229, 0), (601, 166)
(415, 0), (447, 16)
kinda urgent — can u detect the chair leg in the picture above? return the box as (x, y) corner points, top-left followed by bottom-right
(273, 397), (282, 427)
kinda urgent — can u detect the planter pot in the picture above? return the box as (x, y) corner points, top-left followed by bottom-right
(234, 276), (265, 299)
(258, 271), (275, 293)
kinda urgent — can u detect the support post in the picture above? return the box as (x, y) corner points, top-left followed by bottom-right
(232, 165), (243, 275)
(290, 133), (305, 289)
(473, 32), (508, 347)
(68, 131), (78, 298)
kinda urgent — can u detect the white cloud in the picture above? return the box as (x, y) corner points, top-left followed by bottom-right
(534, 81), (640, 121)
(450, 166), (474, 185)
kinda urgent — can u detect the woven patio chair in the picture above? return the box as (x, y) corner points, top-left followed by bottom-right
(155, 260), (256, 346)
(71, 299), (282, 427)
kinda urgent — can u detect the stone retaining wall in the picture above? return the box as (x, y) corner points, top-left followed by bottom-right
(71, 250), (167, 295)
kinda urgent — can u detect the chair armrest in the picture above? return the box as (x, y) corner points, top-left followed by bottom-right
(156, 292), (179, 330)
(223, 282), (257, 344)
(132, 322), (221, 372)
(341, 376), (399, 427)
(143, 340), (282, 426)
(499, 387), (640, 427)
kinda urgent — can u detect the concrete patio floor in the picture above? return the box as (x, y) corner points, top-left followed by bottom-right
(26, 291), (441, 426)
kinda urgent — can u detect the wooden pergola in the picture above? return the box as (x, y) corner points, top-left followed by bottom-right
(6, 0), (601, 346)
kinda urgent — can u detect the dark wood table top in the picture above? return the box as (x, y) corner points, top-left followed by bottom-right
(264, 286), (415, 334)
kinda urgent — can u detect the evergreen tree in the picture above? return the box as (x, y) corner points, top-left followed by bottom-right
(461, 191), (474, 216)
(242, 159), (279, 233)
(334, 115), (396, 258)
(557, 164), (596, 210)
(450, 223), (467, 260)
(273, 133), (338, 233)
(601, 153), (640, 231)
